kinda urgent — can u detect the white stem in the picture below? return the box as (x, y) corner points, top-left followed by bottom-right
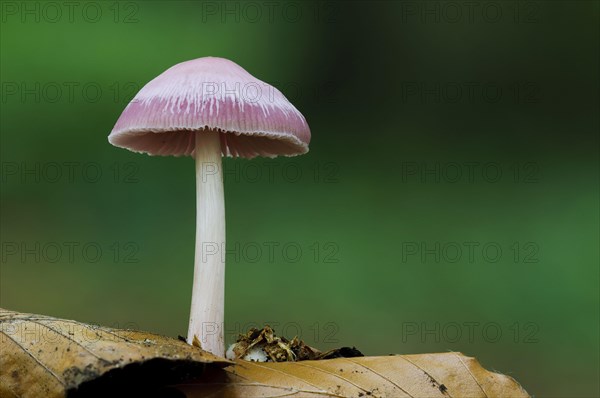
(188, 130), (225, 356)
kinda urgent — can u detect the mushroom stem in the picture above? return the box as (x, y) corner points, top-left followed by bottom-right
(188, 130), (225, 356)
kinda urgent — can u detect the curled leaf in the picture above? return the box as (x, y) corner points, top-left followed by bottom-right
(0, 309), (231, 398)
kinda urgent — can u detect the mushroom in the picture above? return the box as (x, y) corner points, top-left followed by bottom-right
(108, 57), (310, 356)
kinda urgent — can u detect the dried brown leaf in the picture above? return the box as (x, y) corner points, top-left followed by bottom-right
(0, 309), (529, 398)
(177, 353), (530, 398)
(0, 308), (231, 398)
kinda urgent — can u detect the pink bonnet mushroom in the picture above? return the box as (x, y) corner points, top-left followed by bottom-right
(108, 57), (310, 356)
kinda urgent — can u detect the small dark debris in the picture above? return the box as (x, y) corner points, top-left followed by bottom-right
(427, 374), (439, 388)
(317, 346), (364, 360)
(439, 384), (448, 393)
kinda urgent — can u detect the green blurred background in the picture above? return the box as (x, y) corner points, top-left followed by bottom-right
(1, 1), (598, 396)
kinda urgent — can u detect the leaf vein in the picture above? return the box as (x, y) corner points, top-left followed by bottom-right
(27, 319), (108, 363)
(241, 362), (332, 395)
(294, 361), (372, 395)
(454, 352), (489, 398)
(0, 330), (65, 386)
(346, 358), (414, 398)
(400, 355), (453, 398)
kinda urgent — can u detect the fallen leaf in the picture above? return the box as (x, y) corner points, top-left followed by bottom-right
(0, 308), (231, 398)
(177, 353), (530, 398)
(0, 309), (530, 398)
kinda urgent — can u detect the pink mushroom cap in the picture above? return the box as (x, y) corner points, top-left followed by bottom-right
(108, 57), (310, 158)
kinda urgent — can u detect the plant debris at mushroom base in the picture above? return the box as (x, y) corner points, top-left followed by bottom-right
(225, 326), (364, 362)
